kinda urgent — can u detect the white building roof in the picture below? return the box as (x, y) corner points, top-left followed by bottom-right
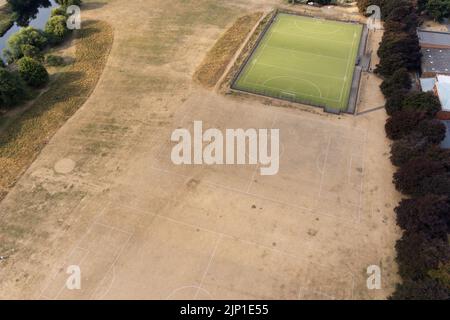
(436, 75), (450, 112)
(420, 77), (436, 92)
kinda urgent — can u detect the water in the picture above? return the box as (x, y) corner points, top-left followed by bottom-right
(0, 0), (58, 62)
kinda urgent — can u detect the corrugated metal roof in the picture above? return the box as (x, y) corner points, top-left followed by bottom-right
(421, 48), (450, 74)
(418, 30), (450, 47)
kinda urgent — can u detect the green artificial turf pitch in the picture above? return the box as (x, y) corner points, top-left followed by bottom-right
(233, 13), (363, 112)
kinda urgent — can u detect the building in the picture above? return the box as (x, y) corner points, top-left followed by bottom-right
(420, 75), (450, 149)
(434, 75), (450, 120)
(420, 75), (450, 118)
(418, 30), (450, 77)
(418, 30), (450, 49)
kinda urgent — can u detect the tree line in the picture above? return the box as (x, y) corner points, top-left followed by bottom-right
(357, 0), (449, 300)
(358, 0), (450, 22)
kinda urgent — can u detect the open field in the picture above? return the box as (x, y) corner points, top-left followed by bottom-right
(233, 13), (363, 112)
(0, 0), (399, 300)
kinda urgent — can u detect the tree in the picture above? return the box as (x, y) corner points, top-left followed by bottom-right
(396, 230), (450, 281)
(428, 262), (450, 291)
(45, 15), (69, 44)
(393, 156), (447, 196)
(17, 57), (49, 88)
(51, 7), (67, 17)
(390, 133), (432, 167)
(380, 68), (411, 98)
(425, 146), (450, 170)
(402, 91), (442, 116)
(421, 173), (450, 198)
(395, 195), (449, 239)
(385, 111), (425, 140)
(417, 119), (447, 144)
(385, 89), (408, 115)
(4, 26), (47, 62)
(384, 1), (419, 33)
(7, 0), (52, 27)
(390, 277), (449, 300)
(55, 0), (82, 8)
(376, 32), (422, 77)
(355, 0), (383, 13)
(426, 0), (450, 22)
(0, 68), (26, 108)
(21, 44), (43, 62)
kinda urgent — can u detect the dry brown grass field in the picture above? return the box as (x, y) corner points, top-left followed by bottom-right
(0, 0), (400, 299)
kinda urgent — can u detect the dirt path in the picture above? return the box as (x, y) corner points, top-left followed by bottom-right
(0, 0), (400, 300)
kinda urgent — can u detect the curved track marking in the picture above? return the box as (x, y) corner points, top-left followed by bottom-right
(262, 76), (323, 98)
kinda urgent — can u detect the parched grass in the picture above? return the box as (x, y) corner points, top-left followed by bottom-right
(0, 20), (113, 200)
(221, 10), (277, 91)
(194, 12), (263, 88)
(0, 4), (13, 36)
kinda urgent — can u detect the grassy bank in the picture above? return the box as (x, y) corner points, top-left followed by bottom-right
(0, 20), (113, 200)
(194, 12), (263, 88)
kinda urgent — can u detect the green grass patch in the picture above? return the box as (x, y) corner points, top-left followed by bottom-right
(233, 13), (363, 112)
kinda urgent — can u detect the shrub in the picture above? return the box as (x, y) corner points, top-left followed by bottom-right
(51, 7), (68, 17)
(396, 231), (450, 281)
(393, 155), (447, 196)
(45, 15), (69, 44)
(395, 195), (449, 238)
(17, 57), (49, 88)
(21, 44), (44, 62)
(417, 119), (447, 144)
(385, 111), (425, 140)
(0, 67), (26, 108)
(390, 133), (431, 167)
(45, 55), (65, 67)
(4, 26), (47, 62)
(402, 91), (442, 116)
